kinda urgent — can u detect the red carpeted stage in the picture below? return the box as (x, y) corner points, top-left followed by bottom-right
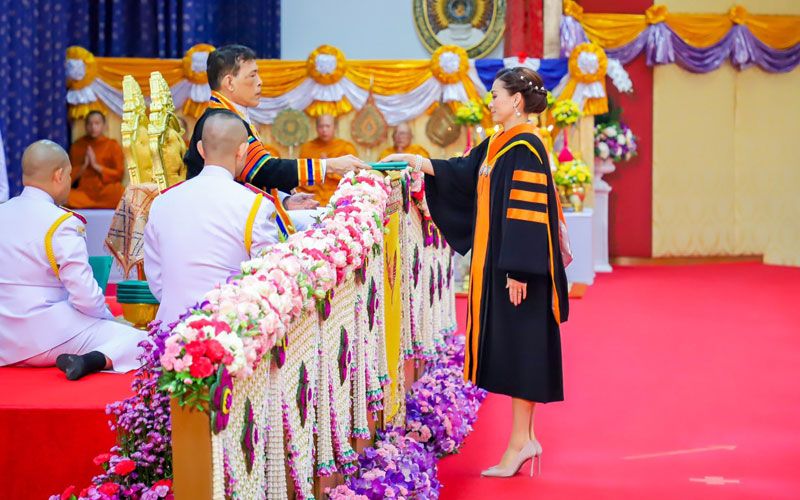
(3, 264), (799, 499)
(439, 263), (800, 499)
(0, 294), (129, 500)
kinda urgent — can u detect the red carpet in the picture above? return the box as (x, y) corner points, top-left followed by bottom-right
(0, 368), (134, 499)
(439, 263), (800, 499)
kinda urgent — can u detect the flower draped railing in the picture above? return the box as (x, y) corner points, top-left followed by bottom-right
(52, 169), (477, 500)
(161, 170), (458, 499)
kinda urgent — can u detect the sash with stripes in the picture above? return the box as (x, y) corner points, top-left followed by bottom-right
(208, 92), (324, 187)
(244, 183), (296, 242)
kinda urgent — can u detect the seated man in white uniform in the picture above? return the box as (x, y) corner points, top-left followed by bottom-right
(0, 140), (147, 380)
(145, 111), (290, 326)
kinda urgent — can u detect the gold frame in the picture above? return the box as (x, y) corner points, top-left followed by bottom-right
(413, 0), (506, 58)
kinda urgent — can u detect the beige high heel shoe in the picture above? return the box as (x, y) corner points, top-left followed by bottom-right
(481, 440), (543, 478)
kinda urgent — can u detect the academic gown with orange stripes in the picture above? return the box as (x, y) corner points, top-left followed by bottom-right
(425, 124), (569, 403)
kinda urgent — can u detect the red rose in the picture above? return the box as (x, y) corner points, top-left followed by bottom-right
(184, 340), (206, 359)
(98, 482), (120, 495)
(60, 485), (76, 500)
(152, 479), (172, 489)
(212, 320), (231, 334)
(189, 356), (214, 379)
(113, 458), (136, 476)
(92, 453), (112, 466)
(204, 339), (226, 364)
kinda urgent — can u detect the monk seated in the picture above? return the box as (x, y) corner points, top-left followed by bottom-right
(67, 111), (126, 209)
(379, 122), (430, 160)
(297, 114), (358, 206)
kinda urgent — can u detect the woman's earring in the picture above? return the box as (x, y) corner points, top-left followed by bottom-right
(515, 106), (521, 117)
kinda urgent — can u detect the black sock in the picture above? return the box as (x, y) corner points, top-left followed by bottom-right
(56, 354), (79, 372)
(62, 351), (107, 381)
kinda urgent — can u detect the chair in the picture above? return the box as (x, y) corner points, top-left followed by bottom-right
(88, 255), (112, 294)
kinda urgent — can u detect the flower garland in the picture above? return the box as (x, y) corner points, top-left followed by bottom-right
(158, 171), (391, 408)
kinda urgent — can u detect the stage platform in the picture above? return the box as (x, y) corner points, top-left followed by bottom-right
(0, 367), (135, 499)
(0, 294), (130, 499)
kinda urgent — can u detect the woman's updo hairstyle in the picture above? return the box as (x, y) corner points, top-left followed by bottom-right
(495, 67), (548, 114)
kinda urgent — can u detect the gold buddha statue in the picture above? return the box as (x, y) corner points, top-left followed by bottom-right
(148, 71), (187, 189)
(121, 76), (157, 185)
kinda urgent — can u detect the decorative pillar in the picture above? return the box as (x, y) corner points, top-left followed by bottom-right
(593, 158), (615, 272)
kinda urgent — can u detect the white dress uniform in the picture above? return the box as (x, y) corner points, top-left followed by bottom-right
(144, 165), (287, 326)
(0, 186), (146, 371)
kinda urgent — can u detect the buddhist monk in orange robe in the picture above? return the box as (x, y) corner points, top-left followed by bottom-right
(297, 114), (357, 205)
(378, 122), (430, 160)
(67, 111), (125, 209)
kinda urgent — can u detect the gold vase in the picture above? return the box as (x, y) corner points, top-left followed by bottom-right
(566, 184), (586, 212)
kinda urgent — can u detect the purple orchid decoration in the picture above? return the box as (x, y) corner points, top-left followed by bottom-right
(429, 267), (435, 306)
(355, 263), (367, 285)
(211, 365), (234, 434)
(241, 397), (258, 473)
(423, 219), (434, 247)
(367, 278), (378, 331)
(446, 257), (452, 288)
(412, 246), (421, 287)
(338, 326), (351, 385)
(318, 290), (334, 321)
(297, 362), (312, 428)
(272, 338), (287, 368)
(401, 176), (410, 214)
(437, 262), (443, 300)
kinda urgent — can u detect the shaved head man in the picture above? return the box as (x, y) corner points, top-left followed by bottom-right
(144, 109), (290, 325)
(378, 122), (430, 161)
(298, 113), (358, 205)
(22, 140), (73, 205)
(1, 140), (147, 380)
(196, 111), (250, 178)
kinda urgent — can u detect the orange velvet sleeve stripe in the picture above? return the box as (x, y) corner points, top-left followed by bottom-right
(506, 208), (548, 224)
(511, 170), (547, 185)
(509, 189), (547, 204)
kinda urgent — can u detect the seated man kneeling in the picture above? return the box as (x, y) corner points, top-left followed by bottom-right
(145, 111), (298, 326)
(0, 141), (147, 380)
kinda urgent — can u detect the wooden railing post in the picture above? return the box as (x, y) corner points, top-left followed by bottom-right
(170, 399), (213, 500)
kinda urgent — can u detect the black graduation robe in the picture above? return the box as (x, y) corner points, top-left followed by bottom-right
(184, 92), (326, 194)
(425, 123), (569, 402)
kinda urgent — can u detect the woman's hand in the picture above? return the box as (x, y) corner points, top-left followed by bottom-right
(506, 276), (527, 306)
(380, 153), (414, 164)
(381, 153), (434, 176)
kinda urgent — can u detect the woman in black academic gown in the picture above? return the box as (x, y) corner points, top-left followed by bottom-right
(382, 67), (569, 478)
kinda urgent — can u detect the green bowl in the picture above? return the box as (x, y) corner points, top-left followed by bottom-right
(116, 280), (151, 289)
(116, 297), (160, 305)
(117, 292), (159, 299)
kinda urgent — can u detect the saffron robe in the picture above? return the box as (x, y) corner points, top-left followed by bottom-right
(296, 137), (357, 206)
(67, 135), (125, 209)
(378, 143), (431, 160)
(425, 123), (569, 402)
(184, 93), (325, 193)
